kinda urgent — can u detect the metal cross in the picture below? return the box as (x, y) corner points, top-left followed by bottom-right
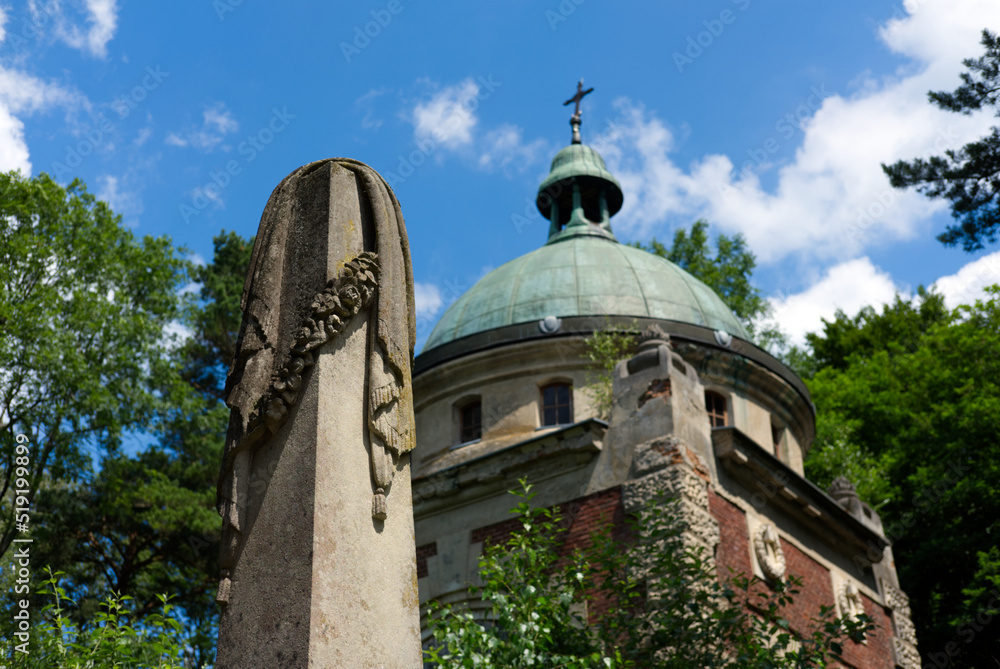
(563, 79), (594, 117)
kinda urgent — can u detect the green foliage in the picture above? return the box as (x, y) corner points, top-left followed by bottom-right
(805, 288), (949, 372)
(632, 220), (781, 345)
(582, 324), (637, 421)
(181, 231), (253, 401)
(803, 287), (1000, 668)
(32, 231), (253, 665)
(426, 482), (872, 668)
(0, 569), (188, 668)
(882, 29), (1000, 251)
(0, 170), (189, 559)
(10, 222), (252, 666)
(802, 419), (887, 510)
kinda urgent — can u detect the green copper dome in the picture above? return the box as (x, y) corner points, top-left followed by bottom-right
(423, 236), (748, 350)
(423, 136), (748, 351)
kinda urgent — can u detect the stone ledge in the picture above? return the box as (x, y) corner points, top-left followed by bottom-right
(712, 426), (888, 562)
(412, 419), (606, 519)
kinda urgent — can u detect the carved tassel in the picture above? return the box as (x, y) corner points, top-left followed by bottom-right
(372, 488), (388, 521)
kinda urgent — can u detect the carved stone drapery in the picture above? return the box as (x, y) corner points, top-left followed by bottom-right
(215, 158), (416, 606)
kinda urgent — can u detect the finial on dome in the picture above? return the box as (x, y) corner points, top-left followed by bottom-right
(563, 79), (593, 145)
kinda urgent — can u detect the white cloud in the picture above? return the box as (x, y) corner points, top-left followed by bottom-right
(769, 258), (901, 345)
(478, 124), (549, 175)
(134, 126), (152, 147)
(0, 107), (31, 173)
(596, 0), (1000, 266)
(414, 282), (443, 320)
(356, 87), (390, 130)
(407, 78), (546, 178)
(932, 250), (1000, 309)
(31, 0), (119, 58)
(189, 183), (225, 210)
(166, 103), (238, 152)
(164, 132), (187, 147)
(164, 319), (193, 346)
(412, 79), (480, 149)
(95, 173), (143, 224)
(64, 0), (118, 58)
(0, 17), (84, 173)
(204, 105), (238, 135)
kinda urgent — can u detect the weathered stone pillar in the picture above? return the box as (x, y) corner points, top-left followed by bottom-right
(214, 159), (422, 668)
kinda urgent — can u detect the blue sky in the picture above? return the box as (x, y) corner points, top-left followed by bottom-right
(3, 0), (1000, 351)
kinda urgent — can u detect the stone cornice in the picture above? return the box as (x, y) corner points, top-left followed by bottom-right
(712, 427), (888, 562)
(414, 315), (811, 411)
(411, 419), (606, 519)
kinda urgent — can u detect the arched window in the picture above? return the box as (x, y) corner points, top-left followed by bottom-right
(771, 422), (785, 458)
(705, 390), (728, 428)
(541, 383), (573, 426)
(459, 401), (482, 443)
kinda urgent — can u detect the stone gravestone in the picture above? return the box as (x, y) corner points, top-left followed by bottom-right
(214, 158), (422, 668)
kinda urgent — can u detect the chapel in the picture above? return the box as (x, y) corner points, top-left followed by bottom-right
(410, 87), (921, 669)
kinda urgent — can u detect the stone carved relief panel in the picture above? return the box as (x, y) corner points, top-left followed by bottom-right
(752, 522), (786, 582)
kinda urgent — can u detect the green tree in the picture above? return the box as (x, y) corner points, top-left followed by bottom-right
(0, 171), (188, 559)
(882, 29), (1000, 251)
(28, 231), (254, 667)
(804, 288), (949, 373)
(426, 483), (871, 668)
(803, 287), (1000, 668)
(632, 220), (781, 346)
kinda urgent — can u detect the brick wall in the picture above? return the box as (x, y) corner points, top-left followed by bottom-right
(470, 488), (626, 550)
(469, 487), (627, 622)
(709, 487), (753, 577)
(840, 592), (895, 669)
(709, 488), (896, 669)
(781, 536), (837, 634)
(460, 485), (898, 668)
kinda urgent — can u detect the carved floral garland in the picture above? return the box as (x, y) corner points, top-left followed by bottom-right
(242, 252), (380, 446)
(754, 523), (786, 581)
